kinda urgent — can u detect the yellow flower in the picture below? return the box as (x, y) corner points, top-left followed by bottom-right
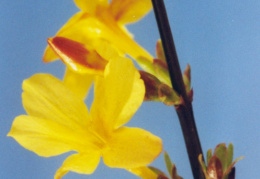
(8, 57), (162, 178)
(47, 36), (109, 99)
(43, 0), (154, 73)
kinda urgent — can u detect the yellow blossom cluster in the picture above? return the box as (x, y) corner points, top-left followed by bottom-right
(8, 0), (163, 178)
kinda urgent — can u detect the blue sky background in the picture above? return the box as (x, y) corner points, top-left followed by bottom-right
(1, 0), (260, 178)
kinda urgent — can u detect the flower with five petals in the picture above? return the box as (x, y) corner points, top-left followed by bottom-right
(8, 56), (162, 178)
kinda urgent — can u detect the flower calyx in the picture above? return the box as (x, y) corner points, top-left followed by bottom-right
(139, 71), (180, 106)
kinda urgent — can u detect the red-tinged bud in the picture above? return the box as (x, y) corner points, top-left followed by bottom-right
(207, 156), (223, 179)
(183, 64), (191, 93)
(183, 64), (191, 82)
(158, 84), (180, 106)
(47, 37), (108, 75)
(154, 59), (168, 70)
(199, 143), (244, 179)
(139, 71), (161, 101)
(187, 88), (193, 102)
(156, 39), (166, 63)
(140, 71), (181, 105)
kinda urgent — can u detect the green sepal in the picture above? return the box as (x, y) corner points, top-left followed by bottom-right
(183, 64), (191, 93)
(198, 154), (209, 179)
(153, 59), (171, 86)
(214, 143), (227, 171)
(226, 143), (234, 169)
(156, 39), (166, 63)
(158, 84), (181, 106)
(207, 149), (212, 166)
(139, 71), (181, 105)
(223, 156), (244, 178)
(148, 166), (168, 178)
(136, 56), (156, 76)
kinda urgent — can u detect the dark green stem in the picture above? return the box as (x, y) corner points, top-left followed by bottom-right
(151, 0), (205, 178)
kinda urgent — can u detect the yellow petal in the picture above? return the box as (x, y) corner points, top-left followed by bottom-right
(97, 11), (154, 64)
(109, 0), (152, 24)
(7, 115), (96, 157)
(22, 73), (90, 129)
(63, 68), (94, 100)
(43, 12), (87, 62)
(114, 69), (145, 128)
(43, 12), (154, 70)
(127, 167), (158, 179)
(55, 152), (100, 179)
(90, 57), (145, 130)
(102, 127), (162, 168)
(73, 0), (108, 14)
(93, 39), (123, 62)
(47, 37), (108, 74)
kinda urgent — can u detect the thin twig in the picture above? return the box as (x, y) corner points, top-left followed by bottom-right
(151, 0), (205, 178)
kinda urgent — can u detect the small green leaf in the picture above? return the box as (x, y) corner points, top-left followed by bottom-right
(223, 156), (244, 177)
(198, 154), (209, 179)
(207, 149), (212, 166)
(226, 143), (234, 168)
(149, 166), (167, 177)
(164, 151), (173, 178)
(214, 143), (227, 170)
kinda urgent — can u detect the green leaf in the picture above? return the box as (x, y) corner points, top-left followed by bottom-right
(149, 166), (168, 177)
(207, 149), (212, 166)
(214, 143), (227, 170)
(223, 156), (244, 177)
(164, 151), (173, 178)
(226, 143), (234, 168)
(198, 154), (209, 179)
